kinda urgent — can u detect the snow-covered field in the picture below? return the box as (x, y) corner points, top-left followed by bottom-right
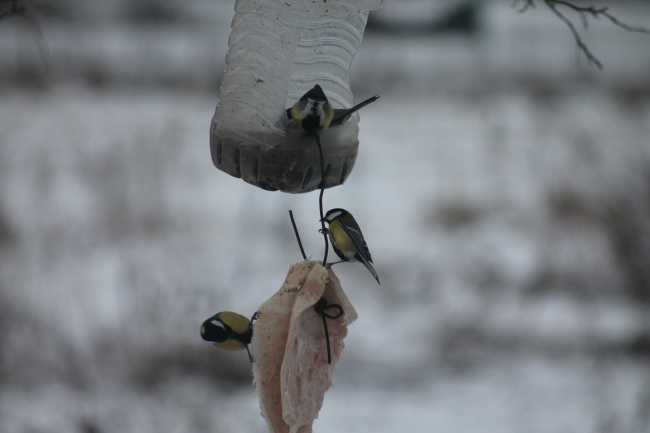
(1, 1), (650, 432)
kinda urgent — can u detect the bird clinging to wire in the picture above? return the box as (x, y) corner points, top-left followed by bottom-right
(200, 311), (256, 361)
(321, 208), (380, 284)
(286, 84), (379, 134)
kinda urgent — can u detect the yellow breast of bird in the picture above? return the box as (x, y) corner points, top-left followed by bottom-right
(329, 219), (356, 260)
(290, 104), (304, 130)
(214, 339), (247, 351)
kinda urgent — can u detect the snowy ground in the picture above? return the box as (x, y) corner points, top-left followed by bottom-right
(1, 1), (650, 432)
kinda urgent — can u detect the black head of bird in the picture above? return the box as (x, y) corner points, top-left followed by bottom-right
(200, 311), (255, 360)
(286, 85), (379, 134)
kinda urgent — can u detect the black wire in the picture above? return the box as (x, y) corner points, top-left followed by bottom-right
(289, 210), (307, 260)
(320, 313), (331, 364)
(313, 133), (329, 265)
(314, 297), (344, 364)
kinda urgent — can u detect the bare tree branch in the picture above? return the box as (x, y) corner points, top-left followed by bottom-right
(545, 0), (603, 68)
(513, 0), (536, 14)
(515, 0), (650, 69)
(0, 0), (51, 76)
(551, 0), (650, 34)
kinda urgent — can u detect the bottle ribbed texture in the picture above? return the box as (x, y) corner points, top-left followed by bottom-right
(211, 0), (382, 193)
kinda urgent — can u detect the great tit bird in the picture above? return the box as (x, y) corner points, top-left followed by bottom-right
(200, 311), (255, 361)
(322, 208), (380, 284)
(286, 84), (379, 134)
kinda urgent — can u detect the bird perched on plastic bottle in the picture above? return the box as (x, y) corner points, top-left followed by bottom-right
(322, 208), (380, 284)
(200, 311), (256, 361)
(286, 84), (379, 134)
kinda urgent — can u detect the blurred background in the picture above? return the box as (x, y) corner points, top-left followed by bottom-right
(1, 0), (650, 432)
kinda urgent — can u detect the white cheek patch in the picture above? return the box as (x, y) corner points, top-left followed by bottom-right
(303, 99), (327, 120)
(327, 211), (342, 221)
(211, 319), (226, 330)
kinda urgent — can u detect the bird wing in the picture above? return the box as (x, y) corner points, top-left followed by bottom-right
(339, 219), (373, 264)
(342, 222), (380, 283)
(339, 218), (380, 285)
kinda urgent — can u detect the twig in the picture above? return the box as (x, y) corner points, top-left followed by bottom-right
(545, 0), (603, 68)
(0, 0), (51, 76)
(289, 210), (307, 260)
(313, 133), (329, 265)
(514, 0), (650, 69)
(551, 1), (650, 34)
(513, 0), (536, 14)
